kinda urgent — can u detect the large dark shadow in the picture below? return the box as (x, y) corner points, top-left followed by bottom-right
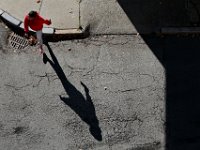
(117, 0), (200, 149)
(164, 36), (200, 150)
(43, 43), (102, 141)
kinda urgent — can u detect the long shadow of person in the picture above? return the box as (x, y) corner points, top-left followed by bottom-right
(43, 43), (102, 141)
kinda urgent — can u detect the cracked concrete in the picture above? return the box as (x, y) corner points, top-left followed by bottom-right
(0, 26), (165, 150)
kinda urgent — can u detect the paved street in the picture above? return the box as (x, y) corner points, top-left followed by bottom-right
(1, 0), (200, 150)
(0, 22), (165, 150)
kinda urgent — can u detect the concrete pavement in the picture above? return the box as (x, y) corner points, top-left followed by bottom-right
(1, 0), (200, 35)
(0, 22), (165, 149)
(1, 0), (200, 149)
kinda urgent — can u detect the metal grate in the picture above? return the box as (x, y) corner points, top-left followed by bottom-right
(8, 32), (29, 50)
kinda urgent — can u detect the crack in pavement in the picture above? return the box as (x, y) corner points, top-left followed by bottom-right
(82, 50), (101, 77)
(109, 85), (153, 94)
(30, 72), (58, 87)
(4, 83), (33, 91)
(102, 116), (142, 123)
(73, 36), (130, 47)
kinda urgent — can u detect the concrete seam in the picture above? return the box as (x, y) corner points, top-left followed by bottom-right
(78, 0), (81, 28)
(39, 0), (44, 13)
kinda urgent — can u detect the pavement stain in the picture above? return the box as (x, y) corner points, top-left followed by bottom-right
(13, 126), (28, 135)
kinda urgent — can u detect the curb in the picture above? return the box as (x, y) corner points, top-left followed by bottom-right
(0, 8), (89, 40)
(161, 27), (200, 34)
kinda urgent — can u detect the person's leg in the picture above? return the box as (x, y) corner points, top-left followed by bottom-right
(36, 30), (44, 54)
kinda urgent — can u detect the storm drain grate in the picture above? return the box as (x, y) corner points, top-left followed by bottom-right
(8, 32), (29, 50)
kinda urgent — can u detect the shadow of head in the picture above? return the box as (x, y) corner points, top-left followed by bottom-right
(89, 125), (102, 141)
(59, 89), (103, 141)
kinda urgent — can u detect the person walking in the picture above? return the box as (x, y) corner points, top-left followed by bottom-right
(24, 11), (51, 54)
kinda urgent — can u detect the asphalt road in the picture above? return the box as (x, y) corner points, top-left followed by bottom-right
(0, 22), (165, 150)
(2, 16), (200, 149)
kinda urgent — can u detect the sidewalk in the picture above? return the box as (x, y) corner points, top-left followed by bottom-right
(0, 0), (87, 35)
(1, 0), (200, 35)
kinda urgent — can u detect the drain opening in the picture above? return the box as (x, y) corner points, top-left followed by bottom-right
(8, 32), (29, 51)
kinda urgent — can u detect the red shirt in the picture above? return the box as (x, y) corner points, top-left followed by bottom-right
(24, 13), (51, 32)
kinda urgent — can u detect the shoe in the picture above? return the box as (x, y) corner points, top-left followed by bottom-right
(39, 48), (44, 54)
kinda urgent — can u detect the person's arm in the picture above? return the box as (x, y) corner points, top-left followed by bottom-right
(38, 14), (51, 25)
(24, 16), (29, 38)
(44, 19), (51, 25)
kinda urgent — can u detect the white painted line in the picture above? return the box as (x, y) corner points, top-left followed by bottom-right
(0, 8), (4, 15)
(55, 29), (83, 34)
(19, 22), (35, 32)
(1, 12), (21, 26)
(42, 27), (54, 34)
